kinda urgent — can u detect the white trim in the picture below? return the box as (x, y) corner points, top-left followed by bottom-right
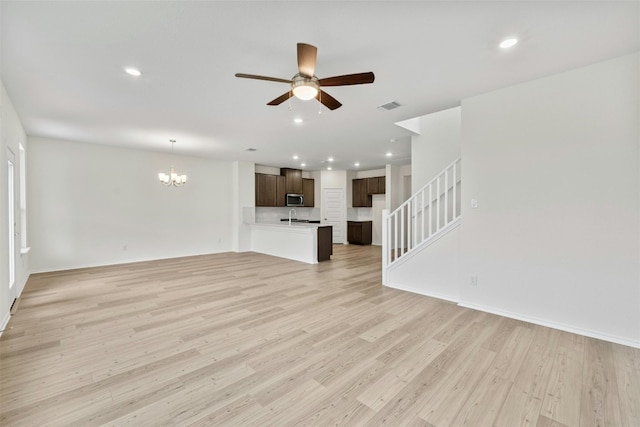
(385, 282), (459, 304)
(0, 312), (11, 338)
(458, 301), (640, 349)
(20, 246), (31, 255)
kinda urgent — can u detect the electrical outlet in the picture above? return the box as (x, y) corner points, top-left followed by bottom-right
(471, 198), (478, 209)
(470, 275), (478, 286)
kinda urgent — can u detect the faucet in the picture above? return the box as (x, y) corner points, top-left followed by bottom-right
(288, 209), (297, 226)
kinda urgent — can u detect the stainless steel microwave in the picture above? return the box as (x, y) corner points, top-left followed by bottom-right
(286, 194), (304, 207)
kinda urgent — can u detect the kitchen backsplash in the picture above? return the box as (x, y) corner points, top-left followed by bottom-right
(347, 207), (373, 221)
(245, 207), (372, 224)
(255, 207), (320, 223)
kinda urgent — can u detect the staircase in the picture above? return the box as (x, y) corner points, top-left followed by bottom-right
(382, 158), (461, 283)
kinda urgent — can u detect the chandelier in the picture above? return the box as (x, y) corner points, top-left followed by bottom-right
(158, 140), (187, 187)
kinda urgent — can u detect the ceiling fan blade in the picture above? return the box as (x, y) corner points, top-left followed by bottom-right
(297, 43), (317, 77)
(267, 91), (293, 106)
(235, 73), (291, 84)
(319, 72), (375, 87)
(317, 90), (342, 110)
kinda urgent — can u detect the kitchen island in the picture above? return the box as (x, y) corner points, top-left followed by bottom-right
(249, 222), (332, 264)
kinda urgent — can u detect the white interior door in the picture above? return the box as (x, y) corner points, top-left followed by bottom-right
(7, 148), (16, 296)
(322, 188), (345, 244)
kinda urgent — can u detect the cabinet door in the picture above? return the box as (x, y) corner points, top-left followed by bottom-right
(378, 176), (386, 194)
(276, 175), (286, 206)
(347, 222), (362, 244)
(281, 168), (303, 194)
(255, 173), (278, 206)
(366, 177), (380, 195)
(352, 179), (370, 207)
(302, 178), (314, 207)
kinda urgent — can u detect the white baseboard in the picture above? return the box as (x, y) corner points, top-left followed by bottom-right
(385, 281), (459, 304)
(384, 280), (640, 349)
(458, 301), (640, 349)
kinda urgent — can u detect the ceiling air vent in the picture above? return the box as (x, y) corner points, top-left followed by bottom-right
(244, 147), (257, 152)
(377, 101), (401, 111)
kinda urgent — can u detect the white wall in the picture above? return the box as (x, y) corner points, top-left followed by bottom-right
(411, 106), (461, 191)
(232, 161), (255, 252)
(28, 137), (236, 272)
(386, 163), (411, 212)
(387, 225), (460, 302)
(460, 52), (639, 347)
(1, 82), (30, 334)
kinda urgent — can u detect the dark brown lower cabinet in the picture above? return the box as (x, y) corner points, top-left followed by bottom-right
(347, 221), (372, 245)
(317, 226), (333, 261)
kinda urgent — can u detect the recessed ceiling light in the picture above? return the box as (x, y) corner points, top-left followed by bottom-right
(301, 162), (306, 167)
(125, 67), (142, 77)
(499, 38), (518, 49)
(293, 117), (303, 124)
(327, 157), (334, 162)
(354, 162), (360, 167)
(386, 152), (393, 157)
(327, 166), (332, 171)
(293, 155), (299, 160)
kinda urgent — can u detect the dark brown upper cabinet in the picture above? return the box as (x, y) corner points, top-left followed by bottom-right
(302, 178), (315, 207)
(352, 176), (385, 207)
(352, 178), (370, 207)
(281, 168), (303, 194)
(255, 173), (286, 207)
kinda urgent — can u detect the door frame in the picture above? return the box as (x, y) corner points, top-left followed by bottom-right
(6, 147), (17, 299)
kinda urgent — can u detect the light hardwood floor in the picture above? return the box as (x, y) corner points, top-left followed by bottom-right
(1, 245), (639, 426)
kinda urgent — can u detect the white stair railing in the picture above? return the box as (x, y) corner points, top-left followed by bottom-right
(383, 158), (461, 270)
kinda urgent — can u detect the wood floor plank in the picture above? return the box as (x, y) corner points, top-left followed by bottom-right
(612, 344), (640, 427)
(540, 331), (585, 426)
(419, 346), (497, 426)
(580, 337), (624, 426)
(1, 246), (638, 426)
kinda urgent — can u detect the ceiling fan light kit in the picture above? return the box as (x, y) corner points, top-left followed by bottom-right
(235, 42), (375, 110)
(291, 74), (319, 100)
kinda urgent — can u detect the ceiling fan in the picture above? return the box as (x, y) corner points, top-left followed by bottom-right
(235, 43), (375, 111)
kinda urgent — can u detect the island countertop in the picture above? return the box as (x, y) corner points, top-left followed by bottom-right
(251, 221), (325, 229)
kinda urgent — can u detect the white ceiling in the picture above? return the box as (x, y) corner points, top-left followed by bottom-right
(2, 1), (638, 172)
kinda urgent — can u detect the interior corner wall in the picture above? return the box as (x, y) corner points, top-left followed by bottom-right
(27, 137), (236, 272)
(459, 52), (640, 347)
(411, 106), (461, 191)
